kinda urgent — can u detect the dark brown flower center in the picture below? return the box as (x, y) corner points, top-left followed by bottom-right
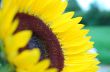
(14, 13), (64, 71)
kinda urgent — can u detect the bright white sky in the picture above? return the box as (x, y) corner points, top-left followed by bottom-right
(76, 0), (110, 11)
(77, 0), (94, 11)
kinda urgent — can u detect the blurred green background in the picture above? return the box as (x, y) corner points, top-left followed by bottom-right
(66, 0), (110, 71)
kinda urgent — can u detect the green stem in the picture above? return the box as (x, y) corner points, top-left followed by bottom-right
(0, 40), (7, 66)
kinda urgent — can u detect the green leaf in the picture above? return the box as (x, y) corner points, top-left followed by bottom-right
(0, 64), (15, 72)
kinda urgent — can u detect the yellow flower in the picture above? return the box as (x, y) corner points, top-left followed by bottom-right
(0, 0), (99, 72)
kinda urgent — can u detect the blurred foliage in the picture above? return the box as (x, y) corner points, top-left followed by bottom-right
(0, 64), (15, 72)
(66, 0), (110, 26)
(84, 3), (110, 26)
(66, 0), (110, 65)
(66, 0), (81, 11)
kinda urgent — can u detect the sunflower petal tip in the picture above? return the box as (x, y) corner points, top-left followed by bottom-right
(76, 16), (83, 20)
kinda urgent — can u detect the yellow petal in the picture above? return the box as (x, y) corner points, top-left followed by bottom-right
(50, 12), (74, 29)
(63, 42), (94, 54)
(8, 19), (19, 35)
(72, 17), (82, 24)
(0, 4), (18, 39)
(13, 30), (32, 48)
(39, 0), (67, 22)
(13, 49), (40, 70)
(30, 59), (50, 72)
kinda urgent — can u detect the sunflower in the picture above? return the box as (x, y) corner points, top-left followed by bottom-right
(0, 0), (99, 72)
